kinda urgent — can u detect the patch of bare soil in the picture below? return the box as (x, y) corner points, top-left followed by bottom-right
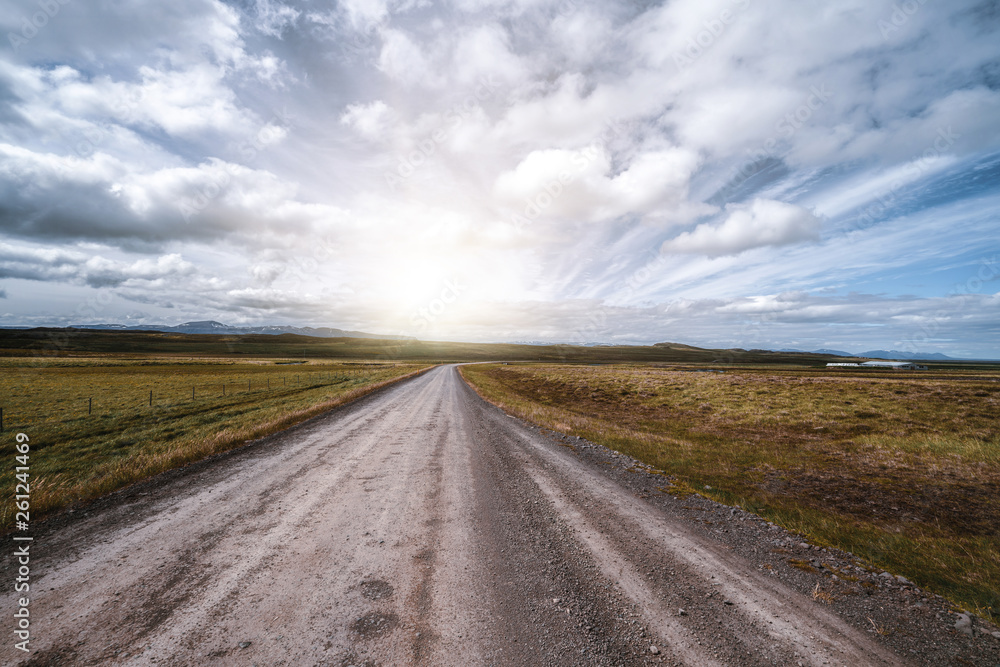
(762, 465), (1000, 537)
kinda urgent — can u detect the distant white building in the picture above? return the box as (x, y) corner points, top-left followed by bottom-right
(826, 361), (928, 370)
(861, 361), (928, 370)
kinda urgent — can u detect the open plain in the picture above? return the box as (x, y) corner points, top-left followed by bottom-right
(2, 365), (997, 666)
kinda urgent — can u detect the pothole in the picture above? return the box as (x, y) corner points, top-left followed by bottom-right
(350, 612), (399, 639)
(360, 580), (394, 601)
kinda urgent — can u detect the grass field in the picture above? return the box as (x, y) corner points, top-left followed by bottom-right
(460, 362), (1000, 622)
(1, 357), (429, 528)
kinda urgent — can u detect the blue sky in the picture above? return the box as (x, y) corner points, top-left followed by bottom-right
(0, 0), (998, 357)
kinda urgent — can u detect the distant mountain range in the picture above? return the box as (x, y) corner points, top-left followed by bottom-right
(0, 322), (972, 359)
(65, 321), (414, 340)
(778, 348), (955, 360)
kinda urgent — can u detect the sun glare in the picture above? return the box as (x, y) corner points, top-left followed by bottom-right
(376, 255), (453, 313)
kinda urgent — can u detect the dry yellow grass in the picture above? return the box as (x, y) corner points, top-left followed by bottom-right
(460, 362), (1000, 622)
(811, 583), (837, 604)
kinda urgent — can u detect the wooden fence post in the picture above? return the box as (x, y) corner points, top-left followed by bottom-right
(149, 390), (152, 407)
(89, 397), (92, 415)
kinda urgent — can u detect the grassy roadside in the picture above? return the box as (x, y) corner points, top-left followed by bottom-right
(2, 358), (432, 528)
(459, 363), (1000, 622)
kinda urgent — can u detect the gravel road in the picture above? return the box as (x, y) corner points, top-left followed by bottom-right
(3, 365), (998, 666)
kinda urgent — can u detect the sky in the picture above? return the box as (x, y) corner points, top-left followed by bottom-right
(0, 0), (998, 357)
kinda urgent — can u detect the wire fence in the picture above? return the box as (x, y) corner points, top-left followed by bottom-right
(0, 365), (400, 433)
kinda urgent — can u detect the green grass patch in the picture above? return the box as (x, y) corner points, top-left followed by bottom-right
(1, 357), (430, 527)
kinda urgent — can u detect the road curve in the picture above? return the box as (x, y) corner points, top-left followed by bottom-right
(3, 365), (911, 666)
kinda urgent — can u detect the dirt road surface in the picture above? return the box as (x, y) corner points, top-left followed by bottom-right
(4, 365), (998, 666)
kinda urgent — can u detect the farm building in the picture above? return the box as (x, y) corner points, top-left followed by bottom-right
(826, 361), (928, 370)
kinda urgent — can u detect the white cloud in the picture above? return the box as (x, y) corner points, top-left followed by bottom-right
(6, 62), (267, 142)
(0, 144), (344, 245)
(0, 242), (194, 287)
(662, 199), (821, 256)
(378, 29), (438, 86)
(495, 145), (710, 225)
(340, 0), (391, 30)
(340, 100), (392, 141)
(452, 24), (528, 87)
(493, 73), (627, 148)
(253, 0), (301, 37)
(827, 86), (1000, 167)
(548, 9), (614, 67)
(124, 65), (256, 136)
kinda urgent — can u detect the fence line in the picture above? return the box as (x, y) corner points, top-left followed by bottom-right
(0, 365), (400, 433)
